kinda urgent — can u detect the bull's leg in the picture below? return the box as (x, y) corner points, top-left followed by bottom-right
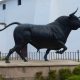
(5, 47), (16, 63)
(56, 41), (67, 54)
(44, 49), (50, 61)
(5, 44), (27, 63)
(15, 43), (28, 62)
(16, 50), (27, 62)
(56, 46), (67, 54)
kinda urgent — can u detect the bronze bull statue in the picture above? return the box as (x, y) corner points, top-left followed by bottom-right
(0, 9), (80, 63)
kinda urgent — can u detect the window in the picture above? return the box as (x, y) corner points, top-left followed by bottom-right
(18, 0), (21, 5)
(3, 4), (6, 10)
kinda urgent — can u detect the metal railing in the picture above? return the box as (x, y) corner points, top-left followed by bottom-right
(0, 50), (80, 62)
(28, 50), (80, 62)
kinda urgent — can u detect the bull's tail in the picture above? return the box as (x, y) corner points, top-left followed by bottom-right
(0, 22), (21, 31)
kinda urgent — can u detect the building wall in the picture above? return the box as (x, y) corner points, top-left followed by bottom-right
(34, 0), (50, 24)
(0, 0), (51, 53)
(49, 0), (80, 51)
(0, 0), (36, 23)
(0, 0), (36, 53)
(0, 0), (80, 54)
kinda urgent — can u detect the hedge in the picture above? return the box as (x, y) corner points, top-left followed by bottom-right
(73, 65), (80, 75)
(59, 68), (72, 80)
(66, 75), (80, 80)
(47, 70), (56, 80)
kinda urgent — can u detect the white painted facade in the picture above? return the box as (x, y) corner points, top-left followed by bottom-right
(0, 0), (51, 53)
(0, 0), (80, 53)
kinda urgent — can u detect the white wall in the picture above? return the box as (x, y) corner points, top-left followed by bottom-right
(0, 0), (51, 53)
(0, 0), (36, 53)
(0, 0), (80, 53)
(49, 0), (80, 51)
(34, 0), (50, 24)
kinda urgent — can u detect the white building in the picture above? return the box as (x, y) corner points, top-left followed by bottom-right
(0, 0), (80, 54)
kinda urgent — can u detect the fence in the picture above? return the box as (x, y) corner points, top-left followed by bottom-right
(0, 50), (80, 62)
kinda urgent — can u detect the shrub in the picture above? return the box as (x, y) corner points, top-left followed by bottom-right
(0, 75), (4, 80)
(73, 65), (80, 75)
(34, 71), (45, 80)
(66, 75), (80, 80)
(59, 68), (72, 80)
(47, 70), (56, 80)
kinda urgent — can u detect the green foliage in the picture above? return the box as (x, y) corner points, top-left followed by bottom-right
(0, 75), (4, 80)
(59, 68), (72, 80)
(47, 70), (56, 80)
(34, 65), (80, 80)
(34, 72), (45, 80)
(73, 65), (80, 75)
(66, 75), (80, 80)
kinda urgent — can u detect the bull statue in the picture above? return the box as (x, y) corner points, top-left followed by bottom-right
(0, 9), (80, 63)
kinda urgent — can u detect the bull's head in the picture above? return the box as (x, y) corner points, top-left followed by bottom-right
(69, 8), (80, 30)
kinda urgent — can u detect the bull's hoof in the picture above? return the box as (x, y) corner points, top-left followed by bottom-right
(5, 57), (10, 63)
(56, 51), (60, 53)
(45, 59), (48, 61)
(44, 56), (48, 61)
(56, 51), (63, 54)
(44, 58), (48, 61)
(5, 60), (10, 63)
(24, 59), (28, 62)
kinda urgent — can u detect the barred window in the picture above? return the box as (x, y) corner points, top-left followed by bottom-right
(18, 0), (21, 5)
(3, 4), (6, 10)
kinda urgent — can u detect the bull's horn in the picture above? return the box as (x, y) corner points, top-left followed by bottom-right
(70, 8), (78, 16)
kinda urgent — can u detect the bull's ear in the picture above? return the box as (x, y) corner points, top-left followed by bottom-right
(69, 8), (78, 17)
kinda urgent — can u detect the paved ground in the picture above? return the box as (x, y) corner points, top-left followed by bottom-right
(0, 60), (80, 67)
